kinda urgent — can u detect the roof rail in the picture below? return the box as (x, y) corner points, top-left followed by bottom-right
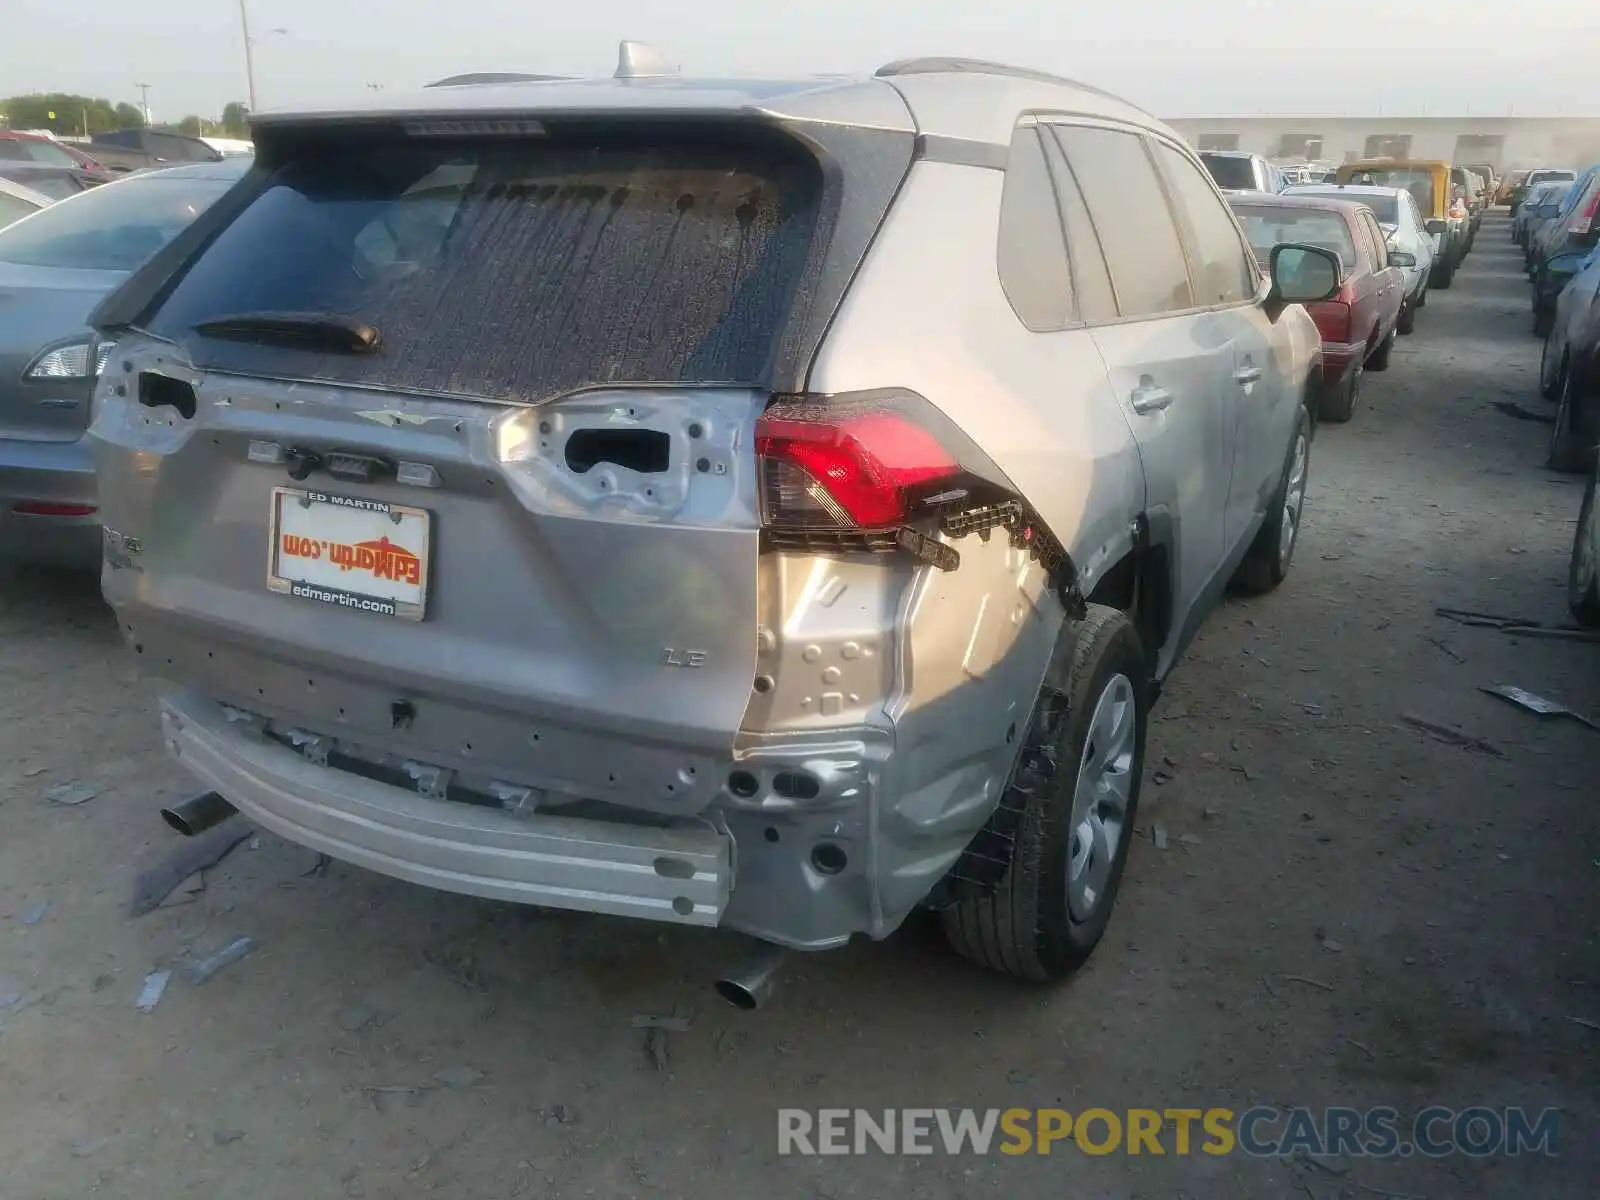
(425, 72), (572, 88)
(873, 57), (1156, 117)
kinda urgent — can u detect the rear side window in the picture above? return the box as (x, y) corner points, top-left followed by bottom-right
(1053, 125), (1193, 317)
(996, 126), (1072, 330)
(1152, 142), (1256, 305)
(147, 133), (824, 402)
(0, 140), (28, 162)
(1042, 135), (1117, 326)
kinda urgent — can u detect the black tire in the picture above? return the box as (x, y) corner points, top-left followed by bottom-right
(941, 605), (1149, 982)
(1367, 330), (1395, 372)
(1319, 362), (1361, 423)
(1570, 467), (1600, 627)
(1549, 368), (1597, 475)
(1416, 285), (1428, 309)
(1232, 402), (1312, 596)
(1431, 258), (1454, 289)
(1539, 338), (1562, 400)
(1534, 307), (1554, 338)
(1397, 302), (1416, 335)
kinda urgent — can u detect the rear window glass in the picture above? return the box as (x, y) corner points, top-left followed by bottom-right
(1230, 204), (1357, 269)
(1200, 154), (1256, 190)
(1529, 170), (1575, 186)
(1296, 190), (1398, 224)
(146, 134), (824, 403)
(0, 172), (231, 269)
(1344, 168), (1434, 214)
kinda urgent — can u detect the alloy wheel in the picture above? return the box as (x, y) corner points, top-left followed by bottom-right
(1279, 429), (1308, 565)
(1066, 674), (1137, 923)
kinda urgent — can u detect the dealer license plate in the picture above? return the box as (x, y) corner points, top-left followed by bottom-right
(267, 487), (431, 620)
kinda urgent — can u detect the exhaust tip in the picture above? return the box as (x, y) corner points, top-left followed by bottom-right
(160, 791), (237, 837)
(714, 979), (762, 1011)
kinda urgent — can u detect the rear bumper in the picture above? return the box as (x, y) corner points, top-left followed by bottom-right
(161, 689), (734, 926)
(1320, 339), (1367, 374)
(0, 435), (99, 570)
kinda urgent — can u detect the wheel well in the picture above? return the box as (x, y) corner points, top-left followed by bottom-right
(1086, 535), (1171, 661)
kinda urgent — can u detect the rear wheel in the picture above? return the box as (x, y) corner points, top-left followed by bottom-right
(1319, 362), (1361, 424)
(1570, 467), (1600, 627)
(1232, 403), (1311, 596)
(1540, 338), (1562, 400)
(1368, 329), (1395, 372)
(1415, 285), (1428, 309)
(1550, 368), (1597, 474)
(1397, 302), (1416, 335)
(941, 606), (1148, 982)
(1534, 307), (1554, 338)
(1431, 258), (1455, 289)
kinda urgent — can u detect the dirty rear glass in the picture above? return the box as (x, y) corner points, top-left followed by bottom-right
(1231, 205), (1357, 269)
(1200, 154), (1256, 190)
(1297, 189), (1399, 225)
(145, 132), (825, 402)
(1344, 168), (1434, 214)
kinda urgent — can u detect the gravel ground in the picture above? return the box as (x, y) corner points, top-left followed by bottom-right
(1, 214), (1596, 1200)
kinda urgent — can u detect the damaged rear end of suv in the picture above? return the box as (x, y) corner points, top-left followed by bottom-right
(90, 55), (1322, 999)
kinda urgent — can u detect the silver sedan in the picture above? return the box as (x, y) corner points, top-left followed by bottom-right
(0, 159), (246, 568)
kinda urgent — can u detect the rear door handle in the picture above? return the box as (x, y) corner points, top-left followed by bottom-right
(1234, 365), (1263, 386)
(1130, 380), (1174, 414)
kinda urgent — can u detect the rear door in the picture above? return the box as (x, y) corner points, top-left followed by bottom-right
(1048, 121), (1235, 633)
(1356, 208), (1402, 335)
(1149, 136), (1290, 551)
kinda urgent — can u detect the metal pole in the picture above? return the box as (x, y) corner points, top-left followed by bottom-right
(239, 0), (258, 111)
(137, 82), (151, 125)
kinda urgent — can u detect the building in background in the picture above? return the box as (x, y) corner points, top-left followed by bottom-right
(1163, 116), (1600, 169)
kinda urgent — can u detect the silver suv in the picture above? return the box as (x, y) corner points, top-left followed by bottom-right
(89, 48), (1332, 991)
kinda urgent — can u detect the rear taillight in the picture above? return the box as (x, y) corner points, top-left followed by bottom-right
(1567, 191), (1600, 234)
(1449, 199), (1468, 219)
(753, 389), (1082, 608)
(1307, 283), (1354, 343)
(756, 405), (960, 529)
(12, 501), (96, 517)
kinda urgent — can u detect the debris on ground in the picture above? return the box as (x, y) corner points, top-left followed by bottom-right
(1481, 684), (1600, 731)
(631, 1013), (692, 1032)
(135, 969), (171, 1013)
(45, 780), (98, 807)
(14, 899), (47, 926)
(1435, 606), (1600, 642)
(1280, 974), (1334, 992)
(213, 1129), (246, 1146)
(337, 1005), (377, 1033)
(129, 818), (252, 917)
(1322, 938), (1345, 953)
(1489, 400), (1555, 424)
(544, 1103), (577, 1128)
(1425, 636), (1466, 664)
(183, 936), (257, 985)
(0, 991), (22, 1010)
(1399, 713), (1504, 757)
(644, 1025), (671, 1072)
(1568, 1016), (1600, 1033)
(1179, 833), (1202, 847)
(431, 1064), (484, 1089)
(1152, 824), (1169, 850)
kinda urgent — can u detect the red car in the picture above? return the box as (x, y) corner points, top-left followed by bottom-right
(0, 131), (113, 185)
(1228, 193), (1407, 424)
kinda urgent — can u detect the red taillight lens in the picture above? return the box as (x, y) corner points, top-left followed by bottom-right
(1449, 199), (1468, 219)
(756, 403), (961, 529)
(1307, 283), (1353, 343)
(1567, 191), (1600, 233)
(12, 501), (96, 517)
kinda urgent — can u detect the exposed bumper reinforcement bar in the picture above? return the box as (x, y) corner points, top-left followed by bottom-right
(160, 690), (732, 926)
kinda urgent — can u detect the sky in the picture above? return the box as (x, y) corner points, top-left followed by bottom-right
(4, 0), (1598, 122)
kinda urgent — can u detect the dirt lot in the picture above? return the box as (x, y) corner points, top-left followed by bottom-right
(1, 215), (1597, 1200)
